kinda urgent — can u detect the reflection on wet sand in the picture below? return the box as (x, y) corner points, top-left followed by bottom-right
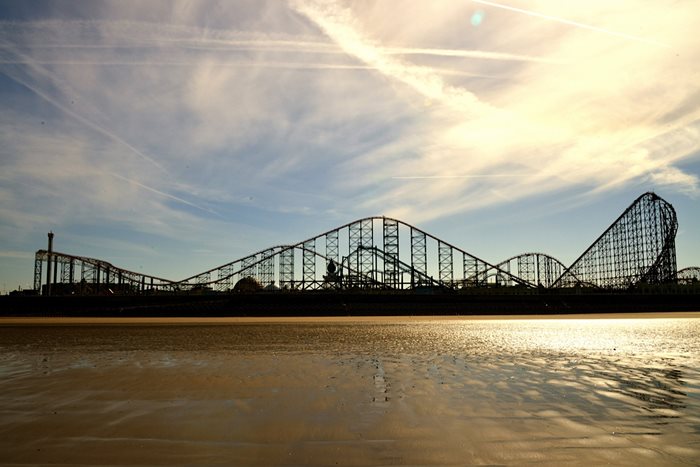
(0, 314), (698, 465)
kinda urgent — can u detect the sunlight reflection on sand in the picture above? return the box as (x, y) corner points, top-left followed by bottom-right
(0, 313), (698, 465)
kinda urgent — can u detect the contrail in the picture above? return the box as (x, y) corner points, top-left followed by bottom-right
(0, 20), (561, 65)
(0, 60), (507, 81)
(110, 173), (223, 217)
(385, 46), (565, 64)
(392, 174), (527, 179)
(0, 39), (230, 215)
(290, 0), (495, 117)
(472, 0), (668, 47)
(0, 43), (167, 172)
(2, 70), (167, 172)
(0, 58), (374, 69)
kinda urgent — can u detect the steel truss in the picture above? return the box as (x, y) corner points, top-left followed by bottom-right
(496, 253), (566, 288)
(259, 249), (275, 288)
(241, 254), (257, 280)
(32, 192), (683, 295)
(411, 228), (427, 287)
(553, 192), (678, 289)
(279, 247), (295, 290)
(326, 230), (339, 265)
(677, 267), (700, 285)
(32, 250), (176, 296)
(217, 264), (235, 292)
(383, 219), (399, 289)
(438, 241), (453, 285)
(167, 217), (530, 292)
(303, 239), (317, 290)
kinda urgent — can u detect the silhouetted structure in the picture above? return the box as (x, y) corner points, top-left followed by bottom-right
(45, 231), (54, 296)
(553, 192), (677, 288)
(678, 267), (700, 285)
(32, 192), (692, 296)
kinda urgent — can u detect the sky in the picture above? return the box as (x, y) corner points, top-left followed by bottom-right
(1, 0), (699, 293)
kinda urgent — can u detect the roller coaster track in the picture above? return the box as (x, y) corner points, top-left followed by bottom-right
(553, 192), (678, 289)
(678, 267), (700, 284)
(495, 253), (568, 288)
(33, 249), (177, 294)
(33, 192), (687, 295)
(171, 217), (532, 291)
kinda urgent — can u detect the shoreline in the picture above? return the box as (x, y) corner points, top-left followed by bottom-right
(1, 311), (700, 325)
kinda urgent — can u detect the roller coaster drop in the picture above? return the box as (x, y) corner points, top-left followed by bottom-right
(33, 192), (685, 295)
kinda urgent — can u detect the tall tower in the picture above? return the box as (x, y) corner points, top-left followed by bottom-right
(46, 231), (54, 296)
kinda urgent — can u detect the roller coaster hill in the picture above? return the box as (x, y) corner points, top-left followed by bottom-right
(31, 192), (700, 300)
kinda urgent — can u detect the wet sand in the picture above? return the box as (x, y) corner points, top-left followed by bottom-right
(1, 314), (699, 465)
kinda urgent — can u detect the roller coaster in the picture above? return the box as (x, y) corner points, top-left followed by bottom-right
(33, 192), (691, 296)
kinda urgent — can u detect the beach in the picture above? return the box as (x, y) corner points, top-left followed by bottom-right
(1, 314), (699, 465)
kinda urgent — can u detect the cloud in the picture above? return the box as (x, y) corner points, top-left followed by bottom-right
(0, 250), (34, 259)
(291, 0), (493, 117)
(384, 46), (566, 64)
(109, 173), (222, 216)
(0, 111), (173, 230)
(471, 0), (668, 47)
(1, 0), (699, 283)
(290, 0), (700, 222)
(0, 8), (407, 274)
(0, 51), (167, 173)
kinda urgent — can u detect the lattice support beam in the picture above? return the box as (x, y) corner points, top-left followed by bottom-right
(303, 239), (316, 290)
(438, 241), (453, 286)
(411, 228), (427, 287)
(33, 254), (43, 292)
(326, 230), (339, 266)
(259, 249), (275, 288)
(383, 218), (399, 289)
(60, 258), (74, 284)
(241, 255), (257, 283)
(217, 264), (235, 292)
(279, 247), (295, 290)
(517, 255), (536, 286)
(554, 192), (678, 289)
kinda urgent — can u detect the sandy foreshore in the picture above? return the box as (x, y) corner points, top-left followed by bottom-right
(1, 311), (699, 325)
(1, 316), (699, 465)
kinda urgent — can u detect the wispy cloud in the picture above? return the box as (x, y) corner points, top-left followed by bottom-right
(291, 0), (494, 117)
(392, 174), (529, 179)
(109, 173), (222, 217)
(0, 250), (35, 259)
(384, 46), (566, 64)
(471, 0), (668, 47)
(291, 0), (700, 222)
(0, 40), (167, 173)
(1, 0), (699, 285)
